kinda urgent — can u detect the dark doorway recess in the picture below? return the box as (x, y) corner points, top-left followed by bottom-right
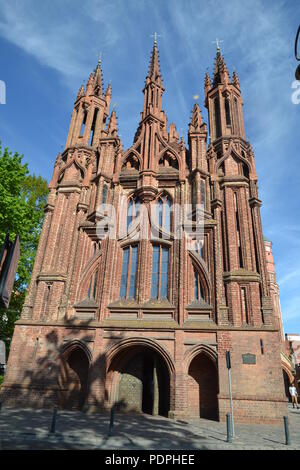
(188, 353), (219, 421)
(58, 347), (89, 410)
(116, 347), (170, 417)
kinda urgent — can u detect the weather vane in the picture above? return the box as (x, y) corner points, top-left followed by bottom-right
(212, 38), (223, 51)
(150, 32), (162, 45)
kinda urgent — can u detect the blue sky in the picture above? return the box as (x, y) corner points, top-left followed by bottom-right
(0, 0), (299, 333)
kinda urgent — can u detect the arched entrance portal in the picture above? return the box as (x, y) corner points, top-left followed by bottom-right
(58, 345), (90, 410)
(187, 353), (219, 421)
(109, 345), (170, 417)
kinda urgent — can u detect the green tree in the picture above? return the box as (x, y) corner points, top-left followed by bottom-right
(0, 143), (48, 355)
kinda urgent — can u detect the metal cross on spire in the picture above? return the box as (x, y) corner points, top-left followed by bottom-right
(98, 51), (103, 65)
(150, 32), (162, 45)
(212, 38), (224, 51)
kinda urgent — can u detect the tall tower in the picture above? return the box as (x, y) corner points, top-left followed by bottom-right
(1, 43), (287, 424)
(205, 47), (272, 328)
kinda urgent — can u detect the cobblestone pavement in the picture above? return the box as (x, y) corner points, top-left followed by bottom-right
(0, 404), (299, 450)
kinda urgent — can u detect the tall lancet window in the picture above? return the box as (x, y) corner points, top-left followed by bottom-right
(225, 98), (231, 126)
(240, 287), (249, 324)
(89, 108), (99, 145)
(80, 109), (87, 137)
(120, 245), (138, 299)
(157, 194), (171, 233)
(151, 245), (169, 299)
(194, 269), (204, 300)
(234, 192), (243, 268)
(234, 97), (240, 135)
(127, 195), (141, 232)
(214, 96), (221, 138)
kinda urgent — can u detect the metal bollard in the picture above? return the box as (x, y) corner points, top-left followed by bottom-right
(226, 413), (232, 443)
(50, 406), (58, 434)
(284, 416), (290, 446)
(108, 406), (115, 436)
(0, 401), (2, 412)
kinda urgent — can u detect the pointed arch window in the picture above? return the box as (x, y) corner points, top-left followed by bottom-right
(127, 195), (141, 232)
(151, 245), (169, 299)
(225, 98), (231, 126)
(194, 269), (204, 300)
(234, 192), (243, 268)
(234, 97), (240, 135)
(120, 245), (138, 299)
(89, 108), (99, 145)
(214, 96), (221, 138)
(80, 109), (87, 137)
(240, 286), (249, 324)
(157, 194), (171, 233)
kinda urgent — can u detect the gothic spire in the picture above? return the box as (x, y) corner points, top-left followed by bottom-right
(142, 40), (165, 120)
(146, 40), (163, 86)
(213, 49), (230, 86)
(93, 59), (104, 98)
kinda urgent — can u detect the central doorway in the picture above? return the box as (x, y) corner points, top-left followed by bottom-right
(112, 346), (170, 417)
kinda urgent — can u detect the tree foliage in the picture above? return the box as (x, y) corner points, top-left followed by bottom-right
(0, 143), (48, 354)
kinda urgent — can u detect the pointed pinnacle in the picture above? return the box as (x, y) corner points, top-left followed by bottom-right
(232, 70), (240, 90)
(147, 41), (163, 84)
(94, 61), (103, 97)
(76, 84), (85, 100)
(105, 82), (112, 96)
(107, 110), (118, 136)
(205, 71), (211, 87)
(189, 103), (203, 132)
(213, 49), (229, 86)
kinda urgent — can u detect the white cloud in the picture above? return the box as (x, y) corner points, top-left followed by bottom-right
(0, 0), (124, 87)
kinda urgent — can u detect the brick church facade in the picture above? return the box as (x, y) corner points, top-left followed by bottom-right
(1, 41), (287, 423)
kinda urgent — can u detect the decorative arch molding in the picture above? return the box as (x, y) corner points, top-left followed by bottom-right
(156, 189), (173, 202)
(77, 250), (102, 300)
(119, 148), (142, 172)
(105, 336), (175, 376)
(215, 141), (252, 176)
(157, 146), (181, 172)
(184, 343), (218, 373)
(57, 150), (88, 182)
(188, 251), (212, 302)
(60, 339), (93, 365)
(281, 361), (295, 385)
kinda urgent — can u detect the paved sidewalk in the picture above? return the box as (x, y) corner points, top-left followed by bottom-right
(0, 404), (299, 450)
